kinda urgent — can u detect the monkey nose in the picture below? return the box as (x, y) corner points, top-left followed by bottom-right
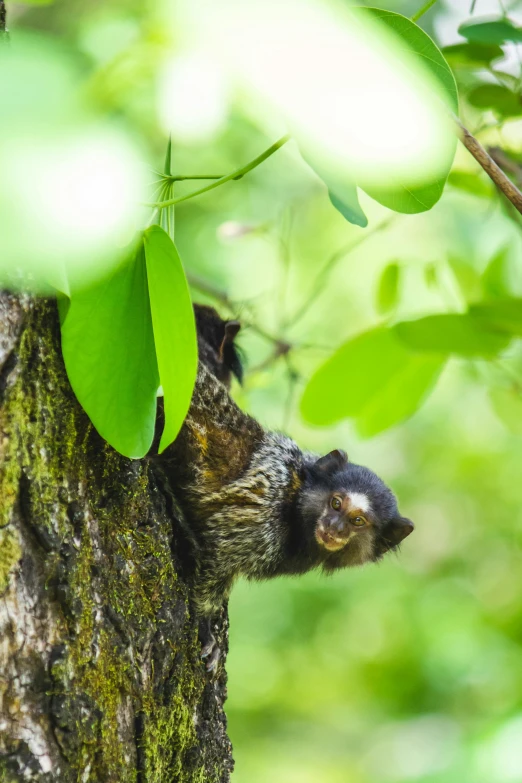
(329, 518), (347, 536)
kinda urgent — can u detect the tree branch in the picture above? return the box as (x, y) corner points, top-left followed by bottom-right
(0, 299), (233, 780)
(487, 146), (522, 186)
(1, 0), (6, 35)
(456, 118), (522, 215)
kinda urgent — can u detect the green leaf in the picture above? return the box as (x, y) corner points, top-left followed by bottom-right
(482, 246), (512, 299)
(328, 188), (368, 228)
(489, 386), (522, 435)
(357, 9), (458, 215)
(356, 355), (445, 437)
(441, 42), (504, 68)
(300, 9), (458, 219)
(393, 313), (511, 356)
(470, 298), (522, 335)
(143, 226), (198, 453)
(302, 151), (368, 227)
(45, 263), (70, 297)
(448, 256), (484, 303)
(459, 17), (522, 45)
(467, 83), (522, 117)
(367, 9), (458, 111)
(447, 170), (494, 198)
(60, 242), (160, 459)
(377, 263), (400, 315)
(300, 327), (444, 433)
(361, 179), (448, 215)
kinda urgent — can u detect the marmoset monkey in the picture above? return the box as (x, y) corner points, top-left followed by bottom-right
(156, 305), (413, 671)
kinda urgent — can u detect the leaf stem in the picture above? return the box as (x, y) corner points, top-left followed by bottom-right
(411, 0), (438, 22)
(147, 135), (291, 209)
(167, 175), (230, 181)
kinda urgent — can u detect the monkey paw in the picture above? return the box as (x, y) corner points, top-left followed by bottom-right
(201, 635), (221, 673)
(199, 616), (221, 674)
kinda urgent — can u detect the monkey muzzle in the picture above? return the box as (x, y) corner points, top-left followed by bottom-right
(315, 521), (351, 552)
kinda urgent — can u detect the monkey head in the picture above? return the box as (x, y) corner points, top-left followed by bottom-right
(299, 449), (413, 570)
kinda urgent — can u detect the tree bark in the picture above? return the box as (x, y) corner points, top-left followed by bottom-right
(0, 295), (233, 782)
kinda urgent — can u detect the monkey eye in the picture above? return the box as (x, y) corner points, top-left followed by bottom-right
(330, 496), (342, 511)
(352, 516), (367, 527)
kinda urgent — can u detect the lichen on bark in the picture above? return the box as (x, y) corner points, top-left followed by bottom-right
(0, 295), (233, 782)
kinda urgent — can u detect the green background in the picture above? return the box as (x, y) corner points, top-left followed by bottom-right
(8, 0), (522, 779)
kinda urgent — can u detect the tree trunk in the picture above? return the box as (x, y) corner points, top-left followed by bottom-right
(0, 295), (233, 782)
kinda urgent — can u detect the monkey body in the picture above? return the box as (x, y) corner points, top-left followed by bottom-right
(160, 362), (304, 613)
(157, 306), (414, 669)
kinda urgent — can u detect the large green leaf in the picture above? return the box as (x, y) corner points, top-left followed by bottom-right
(300, 10), (458, 222)
(357, 8), (458, 214)
(459, 17), (522, 45)
(356, 354), (444, 437)
(467, 83), (522, 117)
(60, 242), (160, 459)
(393, 313), (510, 356)
(143, 226), (198, 453)
(300, 327), (445, 433)
(470, 298), (522, 335)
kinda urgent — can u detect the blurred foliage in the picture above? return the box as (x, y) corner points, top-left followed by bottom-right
(6, 0), (522, 780)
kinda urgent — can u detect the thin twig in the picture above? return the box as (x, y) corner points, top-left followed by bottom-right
(455, 117), (522, 215)
(277, 208), (294, 331)
(282, 355), (299, 431)
(186, 273), (233, 308)
(1, 0), (7, 34)
(285, 215), (395, 329)
(187, 272), (289, 348)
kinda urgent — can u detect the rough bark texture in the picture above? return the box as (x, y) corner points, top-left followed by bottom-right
(0, 295), (233, 782)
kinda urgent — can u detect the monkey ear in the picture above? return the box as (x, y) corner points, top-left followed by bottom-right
(384, 517), (414, 546)
(219, 320), (241, 360)
(314, 449), (348, 473)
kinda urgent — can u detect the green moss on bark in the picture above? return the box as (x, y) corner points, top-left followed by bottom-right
(0, 527), (21, 592)
(0, 300), (232, 782)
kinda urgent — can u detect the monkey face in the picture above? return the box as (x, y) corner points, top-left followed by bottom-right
(300, 450), (414, 569)
(314, 490), (373, 553)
